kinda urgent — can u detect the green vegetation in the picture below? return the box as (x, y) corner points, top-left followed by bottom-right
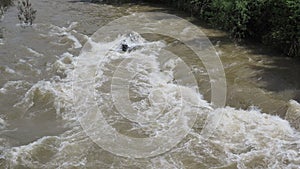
(146, 0), (299, 57)
(0, 0), (13, 8)
(0, 0), (13, 19)
(0, 0), (13, 15)
(1, 0), (299, 57)
(0, 0), (37, 26)
(17, 0), (37, 25)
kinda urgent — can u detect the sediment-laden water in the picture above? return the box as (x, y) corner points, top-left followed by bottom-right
(0, 0), (299, 168)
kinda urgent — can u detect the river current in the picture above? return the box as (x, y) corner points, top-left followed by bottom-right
(0, 0), (300, 168)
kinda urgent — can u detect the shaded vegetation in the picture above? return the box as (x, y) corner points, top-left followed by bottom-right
(99, 0), (299, 58)
(0, 0), (13, 8)
(1, 0), (299, 57)
(17, 0), (37, 25)
(0, 0), (13, 17)
(155, 0), (300, 57)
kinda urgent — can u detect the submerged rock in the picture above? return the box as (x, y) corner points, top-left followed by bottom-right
(121, 43), (129, 52)
(286, 100), (300, 130)
(118, 32), (145, 52)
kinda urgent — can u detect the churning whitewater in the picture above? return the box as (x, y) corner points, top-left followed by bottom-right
(1, 25), (299, 168)
(0, 0), (300, 167)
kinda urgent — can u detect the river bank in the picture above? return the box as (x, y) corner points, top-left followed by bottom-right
(0, 0), (300, 168)
(95, 1), (300, 117)
(102, 0), (300, 58)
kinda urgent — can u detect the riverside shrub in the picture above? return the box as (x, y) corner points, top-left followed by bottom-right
(147, 0), (299, 57)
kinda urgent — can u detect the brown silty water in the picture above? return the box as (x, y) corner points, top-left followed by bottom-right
(0, 0), (299, 168)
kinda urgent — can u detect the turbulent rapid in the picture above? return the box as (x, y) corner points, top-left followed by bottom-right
(0, 0), (300, 169)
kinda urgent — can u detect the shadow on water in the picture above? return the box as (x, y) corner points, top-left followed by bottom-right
(68, 0), (141, 5)
(249, 53), (300, 101)
(234, 40), (300, 101)
(66, 0), (300, 115)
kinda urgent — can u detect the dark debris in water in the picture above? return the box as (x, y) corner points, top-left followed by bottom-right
(118, 32), (145, 53)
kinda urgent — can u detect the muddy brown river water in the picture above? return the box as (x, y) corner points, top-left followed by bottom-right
(0, 0), (299, 168)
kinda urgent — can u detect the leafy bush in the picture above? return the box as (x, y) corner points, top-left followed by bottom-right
(0, 0), (13, 16)
(0, 0), (13, 8)
(208, 0), (250, 39)
(262, 0), (300, 57)
(17, 0), (37, 26)
(145, 0), (299, 57)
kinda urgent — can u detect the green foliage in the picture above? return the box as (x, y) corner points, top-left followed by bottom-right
(209, 0), (250, 39)
(190, 0), (212, 19)
(0, 0), (13, 16)
(0, 0), (13, 8)
(1, 0), (299, 57)
(17, 0), (37, 26)
(262, 0), (300, 57)
(148, 0), (299, 57)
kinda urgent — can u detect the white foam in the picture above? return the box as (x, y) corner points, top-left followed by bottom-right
(25, 47), (44, 57)
(2, 32), (300, 168)
(0, 80), (30, 94)
(74, 33), (300, 167)
(0, 117), (7, 129)
(4, 66), (15, 74)
(286, 100), (300, 130)
(53, 52), (75, 76)
(49, 22), (82, 49)
(0, 38), (4, 45)
(12, 79), (75, 122)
